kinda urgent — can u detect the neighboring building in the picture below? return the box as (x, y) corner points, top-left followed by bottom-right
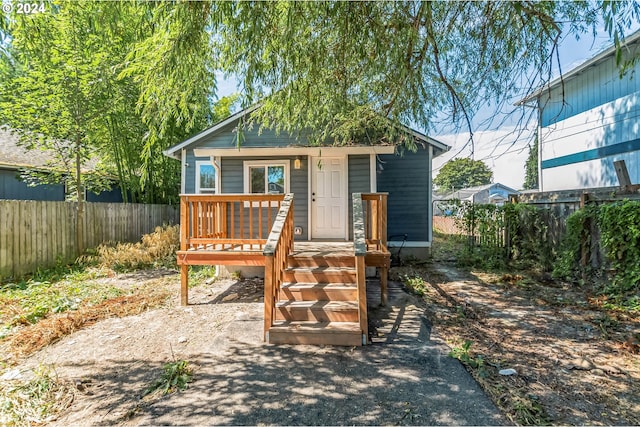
(0, 128), (123, 202)
(519, 30), (640, 191)
(434, 183), (519, 215)
(163, 105), (449, 257)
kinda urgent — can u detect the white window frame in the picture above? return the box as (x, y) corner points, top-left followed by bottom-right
(195, 160), (218, 194)
(243, 160), (290, 206)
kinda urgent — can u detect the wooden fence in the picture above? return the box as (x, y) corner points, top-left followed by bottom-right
(0, 200), (179, 279)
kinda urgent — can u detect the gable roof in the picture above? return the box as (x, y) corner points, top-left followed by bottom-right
(437, 183), (519, 201)
(518, 29), (640, 106)
(163, 104), (449, 159)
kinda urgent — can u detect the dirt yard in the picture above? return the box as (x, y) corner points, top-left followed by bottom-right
(2, 270), (503, 426)
(1, 256), (638, 425)
(389, 260), (640, 425)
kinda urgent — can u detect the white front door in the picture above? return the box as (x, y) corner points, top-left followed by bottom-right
(311, 156), (346, 239)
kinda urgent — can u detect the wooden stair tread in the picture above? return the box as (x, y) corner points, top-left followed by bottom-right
(281, 282), (357, 289)
(275, 300), (357, 310)
(271, 321), (361, 332)
(285, 266), (356, 272)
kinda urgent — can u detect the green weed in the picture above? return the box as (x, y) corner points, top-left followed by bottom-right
(402, 274), (427, 296)
(189, 266), (217, 286)
(449, 340), (486, 375)
(144, 360), (193, 397)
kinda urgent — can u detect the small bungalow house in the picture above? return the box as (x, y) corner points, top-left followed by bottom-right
(164, 105), (448, 346)
(0, 128), (123, 202)
(519, 30), (640, 191)
(434, 183), (519, 214)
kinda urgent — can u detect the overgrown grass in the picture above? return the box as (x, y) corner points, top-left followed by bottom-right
(0, 267), (120, 333)
(1, 226), (179, 362)
(0, 365), (75, 426)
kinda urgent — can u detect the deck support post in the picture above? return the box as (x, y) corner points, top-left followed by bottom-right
(380, 267), (388, 306)
(180, 264), (189, 305)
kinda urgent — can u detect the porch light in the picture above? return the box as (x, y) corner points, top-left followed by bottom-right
(294, 156), (302, 170)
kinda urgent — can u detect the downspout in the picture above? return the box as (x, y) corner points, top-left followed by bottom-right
(210, 156), (221, 193)
(181, 149), (186, 194)
(537, 104), (543, 192)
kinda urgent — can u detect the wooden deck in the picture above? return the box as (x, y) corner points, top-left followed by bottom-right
(176, 193), (390, 346)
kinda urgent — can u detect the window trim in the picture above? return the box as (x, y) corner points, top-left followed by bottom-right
(243, 160), (290, 205)
(195, 160), (218, 194)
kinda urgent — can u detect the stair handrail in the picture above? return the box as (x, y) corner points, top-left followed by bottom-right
(352, 193), (368, 345)
(262, 193), (295, 340)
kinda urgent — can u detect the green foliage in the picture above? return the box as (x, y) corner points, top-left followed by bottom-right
(598, 201), (640, 296)
(434, 158), (493, 192)
(449, 340), (486, 375)
(144, 360), (193, 397)
(552, 207), (596, 281)
(402, 275), (427, 296)
(523, 140), (539, 190)
(455, 202), (507, 270)
(0, 266), (121, 329)
(0, 365), (75, 426)
(552, 200), (640, 309)
(116, 1), (638, 145)
(0, 2), (236, 204)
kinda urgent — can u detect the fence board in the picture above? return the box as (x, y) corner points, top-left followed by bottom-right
(0, 200), (178, 279)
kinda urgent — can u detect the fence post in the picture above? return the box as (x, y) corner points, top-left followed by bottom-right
(579, 193), (591, 282)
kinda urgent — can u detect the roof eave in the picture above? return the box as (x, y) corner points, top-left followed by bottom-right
(517, 30), (640, 106)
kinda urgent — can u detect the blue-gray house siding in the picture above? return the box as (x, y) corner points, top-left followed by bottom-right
(378, 147), (431, 242)
(0, 168), (65, 201)
(167, 107), (448, 250)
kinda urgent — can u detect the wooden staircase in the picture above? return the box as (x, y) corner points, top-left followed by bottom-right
(267, 253), (365, 346)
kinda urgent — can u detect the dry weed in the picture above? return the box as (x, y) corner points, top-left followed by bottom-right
(6, 288), (171, 360)
(93, 225), (179, 271)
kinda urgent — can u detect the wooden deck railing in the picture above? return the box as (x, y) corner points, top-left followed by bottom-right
(180, 194), (285, 252)
(352, 193), (369, 345)
(361, 193), (388, 251)
(263, 193), (295, 340)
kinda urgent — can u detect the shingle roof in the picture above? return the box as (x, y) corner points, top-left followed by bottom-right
(0, 127), (100, 172)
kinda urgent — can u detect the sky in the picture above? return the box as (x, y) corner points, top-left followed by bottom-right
(214, 28), (634, 190)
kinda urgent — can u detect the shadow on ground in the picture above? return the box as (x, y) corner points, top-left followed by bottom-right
(46, 278), (505, 426)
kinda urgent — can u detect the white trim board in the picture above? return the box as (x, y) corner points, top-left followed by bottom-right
(193, 145), (395, 158)
(387, 241), (432, 248)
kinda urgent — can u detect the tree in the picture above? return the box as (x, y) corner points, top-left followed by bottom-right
(523, 138), (539, 190)
(434, 158), (493, 192)
(0, 2), (238, 207)
(120, 1), (640, 153)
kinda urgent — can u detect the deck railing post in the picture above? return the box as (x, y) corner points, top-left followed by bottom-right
(264, 255), (275, 340)
(352, 193), (369, 344)
(180, 196), (189, 305)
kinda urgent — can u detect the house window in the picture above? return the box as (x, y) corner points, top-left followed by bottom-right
(195, 160), (217, 193)
(243, 160), (289, 195)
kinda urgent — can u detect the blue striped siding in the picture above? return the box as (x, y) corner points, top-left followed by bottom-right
(542, 138), (640, 169)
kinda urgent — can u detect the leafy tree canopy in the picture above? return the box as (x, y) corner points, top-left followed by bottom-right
(120, 0), (639, 151)
(434, 158), (493, 192)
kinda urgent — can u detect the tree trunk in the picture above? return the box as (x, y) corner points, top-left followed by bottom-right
(75, 139), (84, 255)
